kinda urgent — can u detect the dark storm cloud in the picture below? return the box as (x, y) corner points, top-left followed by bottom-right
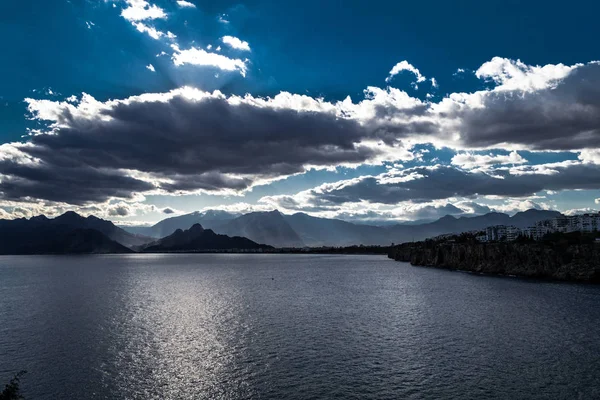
(0, 159), (154, 204)
(292, 163), (600, 206)
(3, 90), (393, 204)
(5, 59), (600, 206)
(454, 62), (600, 150)
(26, 95), (374, 177)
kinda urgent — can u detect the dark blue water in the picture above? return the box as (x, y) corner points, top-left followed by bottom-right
(1, 254), (599, 399)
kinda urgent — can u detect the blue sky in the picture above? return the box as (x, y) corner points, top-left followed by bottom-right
(1, 0), (600, 224)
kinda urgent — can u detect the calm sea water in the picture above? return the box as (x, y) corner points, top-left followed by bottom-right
(1, 254), (599, 399)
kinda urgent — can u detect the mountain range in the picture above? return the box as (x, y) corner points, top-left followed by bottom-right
(0, 208), (566, 254)
(121, 208), (564, 248)
(0, 212), (136, 254)
(141, 224), (273, 252)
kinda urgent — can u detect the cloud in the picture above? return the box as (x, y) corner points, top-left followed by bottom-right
(171, 45), (248, 76)
(146, 64), (155, 72)
(437, 59), (600, 150)
(451, 151), (527, 170)
(564, 207), (598, 216)
(386, 61), (426, 85)
(9, 57), (600, 210)
(121, 0), (166, 22)
(176, 0), (196, 8)
(475, 57), (577, 92)
(221, 35), (251, 51)
(265, 162), (600, 209)
(131, 22), (172, 40)
(7, 87), (402, 205)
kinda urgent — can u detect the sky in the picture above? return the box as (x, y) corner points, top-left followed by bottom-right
(1, 0), (600, 225)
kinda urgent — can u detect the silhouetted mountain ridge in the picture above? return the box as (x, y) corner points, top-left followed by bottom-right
(142, 223), (273, 252)
(121, 208), (564, 247)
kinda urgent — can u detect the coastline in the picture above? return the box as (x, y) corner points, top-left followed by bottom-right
(388, 239), (600, 283)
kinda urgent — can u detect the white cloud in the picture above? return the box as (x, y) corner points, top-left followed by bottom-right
(430, 77), (438, 88)
(146, 64), (155, 72)
(564, 207), (598, 216)
(133, 22), (166, 40)
(176, 0), (196, 8)
(218, 14), (229, 24)
(121, 0), (166, 22)
(451, 151), (527, 170)
(386, 60), (426, 84)
(171, 45), (248, 76)
(221, 35), (251, 51)
(578, 149), (600, 164)
(475, 56), (579, 92)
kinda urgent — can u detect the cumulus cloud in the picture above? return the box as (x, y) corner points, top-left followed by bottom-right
(386, 61), (427, 85)
(264, 162), (600, 209)
(121, 0), (166, 22)
(7, 56), (600, 213)
(176, 0), (196, 8)
(133, 22), (166, 40)
(451, 151), (527, 170)
(7, 87), (410, 205)
(146, 64), (155, 72)
(171, 45), (248, 76)
(221, 35), (251, 51)
(442, 60), (600, 150)
(475, 57), (577, 92)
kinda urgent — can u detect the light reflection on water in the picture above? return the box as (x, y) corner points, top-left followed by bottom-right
(1, 254), (600, 399)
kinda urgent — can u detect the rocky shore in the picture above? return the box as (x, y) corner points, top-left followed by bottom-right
(388, 238), (600, 283)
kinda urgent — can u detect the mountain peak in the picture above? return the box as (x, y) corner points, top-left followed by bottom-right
(189, 223), (204, 233)
(54, 211), (85, 222)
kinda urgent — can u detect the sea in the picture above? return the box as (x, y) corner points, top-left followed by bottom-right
(1, 254), (599, 399)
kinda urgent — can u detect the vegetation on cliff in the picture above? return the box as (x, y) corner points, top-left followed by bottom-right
(388, 232), (600, 282)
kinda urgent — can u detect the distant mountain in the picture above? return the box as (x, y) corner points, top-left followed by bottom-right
(284, 212), (389, 247)
(216, 210), (305, 248)
(121, 210), (239, 238)
(0, 212), (150, 253)
(509, 209), (564, 228)
(122, 208), (567, 248)
(48, 211), (151, 248)
(142, 224), (272, 252)
(0, 218), (132, 254)
(47, 229), (133, 254)
(385, 209), (563, 244)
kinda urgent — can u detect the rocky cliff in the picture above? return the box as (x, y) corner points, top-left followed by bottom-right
(388, 240), (600, 282)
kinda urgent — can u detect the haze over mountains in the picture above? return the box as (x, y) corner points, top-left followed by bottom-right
(0, 208), (565, 254)
(121, 208), (563, 248)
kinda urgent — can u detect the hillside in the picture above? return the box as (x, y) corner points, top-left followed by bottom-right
(142, 224), (272, 252)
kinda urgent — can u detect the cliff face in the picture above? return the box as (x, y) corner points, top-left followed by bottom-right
(388, 241), (600, 282)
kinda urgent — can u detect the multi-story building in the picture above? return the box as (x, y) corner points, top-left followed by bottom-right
(481, 212), (600, 243)
(505, 225), (522, 241)
(523, 225), (551, 240)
